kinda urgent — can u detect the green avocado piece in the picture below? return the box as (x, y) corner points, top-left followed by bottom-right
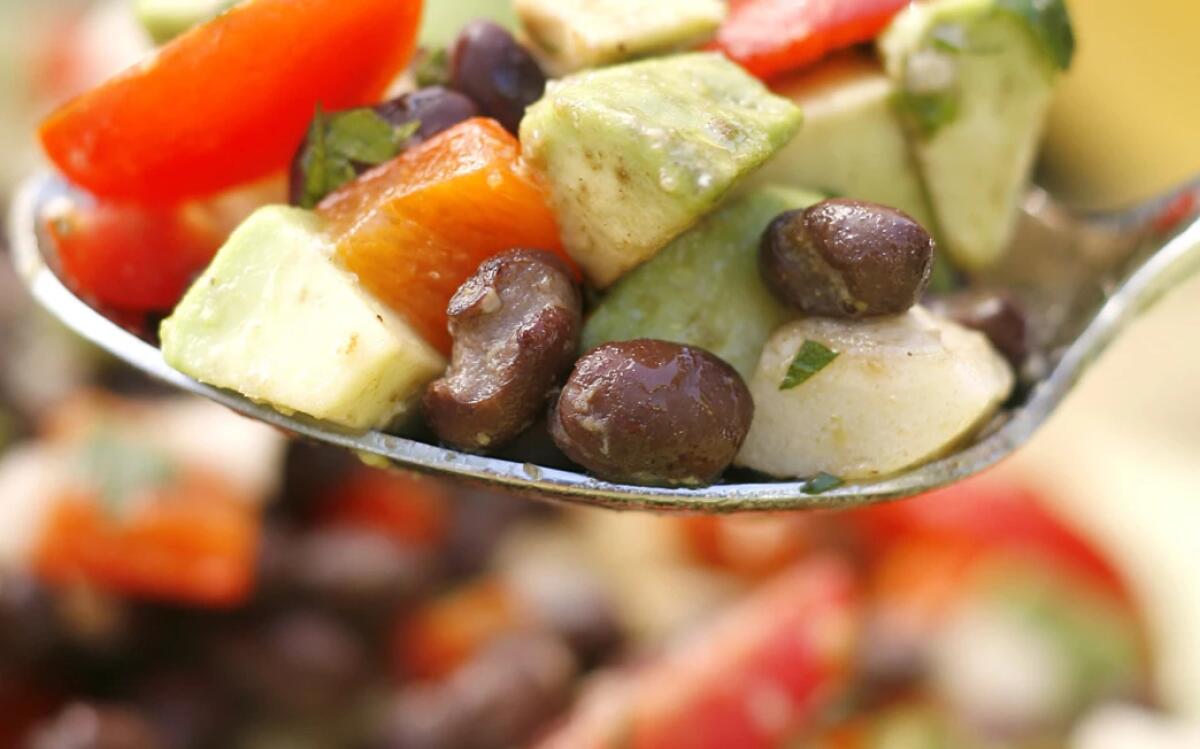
(880, 0), (1072, 269)
(521, 52), (803, 288)
(975, 563), (1142, 721)
(515, 0), (726, 75)
(419, 0), (519, 49)
(746, 53), (936, 232)
(583, 186), (823, 379)
(134, 0), (231, 45)
(161, 206), (446, 431)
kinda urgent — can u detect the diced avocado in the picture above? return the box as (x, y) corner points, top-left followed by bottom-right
(419, 0), (519, 49)
(515, 0), (725, 75)
(134, 0), (230, 44)
(521, 53), (803, 288)
(582, 186), (823, 379)
(161, 206), (446, 431)
(745, 53), (937, 233)
(880, 0), (1073, 269)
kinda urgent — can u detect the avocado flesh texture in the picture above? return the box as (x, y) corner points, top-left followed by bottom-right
(419, 0), (519, 49)
(582, 185), (823, 379)
(161, 206), (446, 431)
(745, 53), (937, 233)
(135, 0), (229, 44)
(521, 52), (803, 289)
(515, 0), (725, 76)
(881, 0), (1061, 270)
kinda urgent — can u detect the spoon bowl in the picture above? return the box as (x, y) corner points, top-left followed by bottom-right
(9, 172), (1200, 512)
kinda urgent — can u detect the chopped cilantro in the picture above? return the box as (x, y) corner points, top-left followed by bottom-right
(297, 106), (421, 208)
(929, 23), (967, 53)
(77, 427), (175, 517)
(997, 0), (1076, 71)
(780, 341), (840, 390)
(898, 88), (960, 138)
(415, 47), (452, 88)
(803, 472), (844, 495)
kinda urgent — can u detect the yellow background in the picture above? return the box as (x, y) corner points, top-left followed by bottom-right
(1003, 0), (1200, 717)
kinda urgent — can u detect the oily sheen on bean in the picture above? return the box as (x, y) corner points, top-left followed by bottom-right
(550, 340), (754, 487)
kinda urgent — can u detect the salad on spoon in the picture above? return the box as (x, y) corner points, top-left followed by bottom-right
(21, 0), (1193, 509)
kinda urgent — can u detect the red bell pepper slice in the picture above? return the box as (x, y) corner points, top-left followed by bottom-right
(39, 0), (422, 202)
(711, 0), (910, 80)
(46, 198), (224, 312)
(537, 559), (859, 749)
(848, 476), (1130, 602)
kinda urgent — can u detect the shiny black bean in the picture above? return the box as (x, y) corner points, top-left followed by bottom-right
(288, 87), (478, 205)
(450, 21), (546, 134)
(287, 528), (435, 615)
(0, 573), (57, 668)
(551, 340), (754, 487)
(928, 289), (1030, 369)
(213, 610), (368, 715)
(28, 703), (166, 749)
(511, 566), (623, 666)
(373, 86), (480, 145)
(424, 250), (582, 454)
(761, 199), (935, 318)
(134, 672), (229, 749)
(375, 634), (577, 749)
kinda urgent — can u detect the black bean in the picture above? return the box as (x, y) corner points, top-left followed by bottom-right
(0, 573), (57, 668)
(761, 199), (935, 318)
(287, 528), (435, 614)
(213, 610), (368, 715)
(28, 703), (166, 749)
(373, 86), (479, 145)
(511, 566), (623, 666)
(288, 87), (478, 205)
(928, 289), (1030, 369)
(375, 634), (577, 749)
(551, 340), (754, 487)
(450, 21), (546, 134)
(424, 250), (582, 454)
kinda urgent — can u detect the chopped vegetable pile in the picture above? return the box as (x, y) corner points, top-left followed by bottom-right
(0, 391), (1164, 748)
(38, 0), (1079, 488)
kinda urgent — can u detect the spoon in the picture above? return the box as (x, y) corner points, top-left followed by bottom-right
(9, 171), (1200, 512)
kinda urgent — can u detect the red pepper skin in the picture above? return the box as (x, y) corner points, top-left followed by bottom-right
(711, 0), (910, 80)
(38, 0), (422, 202)
(538, 559), (859, 749)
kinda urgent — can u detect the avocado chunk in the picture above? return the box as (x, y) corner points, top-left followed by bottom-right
(515, 0), (726, 75)
(746, 53), (936, 233)
(583, 186), (823, 379)
(521, 53), (803, 288)
(880, 0), (1073, 269)
(420, 0), (519, 49)
(134, 0), (230, 44)
(161, 206), (446, 431)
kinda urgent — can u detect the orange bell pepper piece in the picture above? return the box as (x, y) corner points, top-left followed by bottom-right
(319, 117), (571, 354)
(34, 472), (260, 608)
(39, 0), (422, 202)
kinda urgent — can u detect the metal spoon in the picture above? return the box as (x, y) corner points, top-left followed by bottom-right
(9, 172), (1200, 512)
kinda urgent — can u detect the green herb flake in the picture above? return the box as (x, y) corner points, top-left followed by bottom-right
(929, 23), (967, 53)
(298, 106), (420, 208)
(780, 340), (840, 390)
(76, 427), (176, 517)
(415, 47), (452, 88)
(997, 0), (1076, 71)
(803, 472), (845, 495)
(326, 108), (404, 164)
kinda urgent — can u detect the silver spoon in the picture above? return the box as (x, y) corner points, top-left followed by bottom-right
(9, 171), (1200, 512)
